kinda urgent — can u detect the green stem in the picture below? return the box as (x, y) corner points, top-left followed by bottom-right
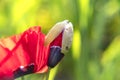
(42, 67), (51, 80)
(46, 68), (50, 80)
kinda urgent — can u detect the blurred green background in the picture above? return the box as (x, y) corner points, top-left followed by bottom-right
(0, 0), (120, 80)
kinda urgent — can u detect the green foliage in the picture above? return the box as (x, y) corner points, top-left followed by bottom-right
(0, 0), (120, 80)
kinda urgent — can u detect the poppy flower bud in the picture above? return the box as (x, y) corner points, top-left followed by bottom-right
(46, 20), (73, 68)
(47, 46), (64, 68)
(45, 20), (73, 54)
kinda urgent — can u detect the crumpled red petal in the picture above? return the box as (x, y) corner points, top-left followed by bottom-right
(0, 26), (50, 79)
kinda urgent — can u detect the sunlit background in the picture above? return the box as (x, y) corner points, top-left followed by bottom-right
(0, 0), (120, 80)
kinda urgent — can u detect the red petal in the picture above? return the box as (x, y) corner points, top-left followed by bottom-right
(50, 32), (63, 47)
(0, 26), (50, 78)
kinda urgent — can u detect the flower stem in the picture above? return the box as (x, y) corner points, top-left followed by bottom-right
(46, 68), (50, 80)
(42, 67), (50, 80)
